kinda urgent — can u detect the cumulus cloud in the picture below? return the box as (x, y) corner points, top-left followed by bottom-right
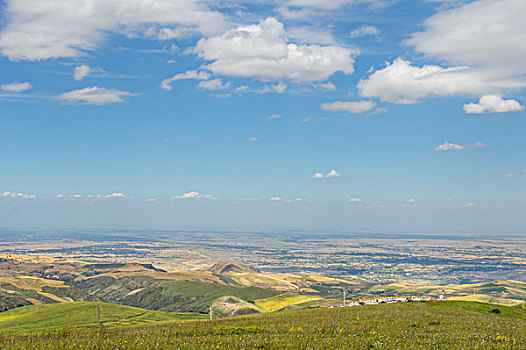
(349, 25), (381, 38)
(321, 100), (376, 114)
(172, 191), (217, 200)
(1, 81), (32, 92)
(0, 0), (226, 61)
(161, 70), (210, 91)
(358, 58), (491, 103)
(403, 0), (526, 95)
(58, 86), (135, 105)
(197, 78), (230, 90)
(434, 141), (466, 151)
(1, 191), (37, 199)
(73, 65), (91, 81)
(463, 95), (524, 114)
(195, 17), (358, 82)
(471, 142), (487, 149)
(311, 169), (341, 179)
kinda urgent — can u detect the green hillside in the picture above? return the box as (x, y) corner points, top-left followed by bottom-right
(0, 301), (524, 349)
(0, 302), (206, 334)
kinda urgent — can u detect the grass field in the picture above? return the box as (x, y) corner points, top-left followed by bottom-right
(0, 301), (524, 349)
(254, 294), (328, 312)
(0, 302), (207, 334)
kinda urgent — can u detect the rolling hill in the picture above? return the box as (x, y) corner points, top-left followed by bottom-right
(0, 302), (206, 334)
(0, 301), (524, 349)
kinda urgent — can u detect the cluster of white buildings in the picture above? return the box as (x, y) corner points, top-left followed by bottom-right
(328, 295), (444, 308)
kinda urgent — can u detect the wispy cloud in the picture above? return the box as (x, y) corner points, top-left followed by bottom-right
(58, 86), (136, 105)
(471, 141), (487, 149)
(198, 78), (230, 90)
(321, 100), (376, 114)
(161, 70), (210, 91)
(349, 25), (381, 39)
(1, 82), (32, 92)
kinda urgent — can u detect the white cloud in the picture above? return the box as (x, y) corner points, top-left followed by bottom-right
(322, 100), (376, 114)
(471, 141), (487, 149)
(195, 17), (358, 82)
(1, 191), (37, 199)
(58, 86), (135, 105)
(197, 78), (230, 90)
(161, 70), (210, 91)
(465, 202), (476, 208)
(319, 82), (336, 91)
(479, 174), (490, 179)
(405, 0), (526, 93)
(0, 0), (226, 61)
(348, 198), (363, 202)
(172, 191), (217, 200)
(463, 95), (524, 114)
(269, 197), (282, 201)
(262, 83), (287, 94)
(103, 192), (128, 199)
(311, 169), (341, 179)
(249, 136), (258, 141)
(406, 198), (416, 203)
(358, 58), (492, 104)
(302, 116), (329, 123)
(56, 193), (83, 199)
(349, 25), (381, 38)
(1, 81), (32, 92)
(268, 114), (282, 120)
(434, 141), (466, 151)
(505, 172), (517, 178)
(73, 65), (91, 81)
(145, 198), (157, 202)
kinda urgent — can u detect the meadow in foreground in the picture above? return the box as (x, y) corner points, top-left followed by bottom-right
(0, 301), (524, 349)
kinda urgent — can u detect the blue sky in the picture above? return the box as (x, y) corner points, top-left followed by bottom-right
(0, 0), (524, 232)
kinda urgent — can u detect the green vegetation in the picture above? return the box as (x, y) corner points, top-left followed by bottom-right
(0, 302), (206, 334)
(1, 301), (524, 349)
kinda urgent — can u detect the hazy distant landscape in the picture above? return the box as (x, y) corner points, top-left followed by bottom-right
(1, 229), (524, 284)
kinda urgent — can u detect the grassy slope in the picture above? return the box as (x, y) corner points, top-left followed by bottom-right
(76, 276), (280, 313)
(0, 301), (524, 349)
(255, 294), (328, 312)
(0, 302), (206, 334)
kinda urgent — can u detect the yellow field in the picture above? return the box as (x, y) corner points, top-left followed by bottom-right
(254, 294), (325, 312)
